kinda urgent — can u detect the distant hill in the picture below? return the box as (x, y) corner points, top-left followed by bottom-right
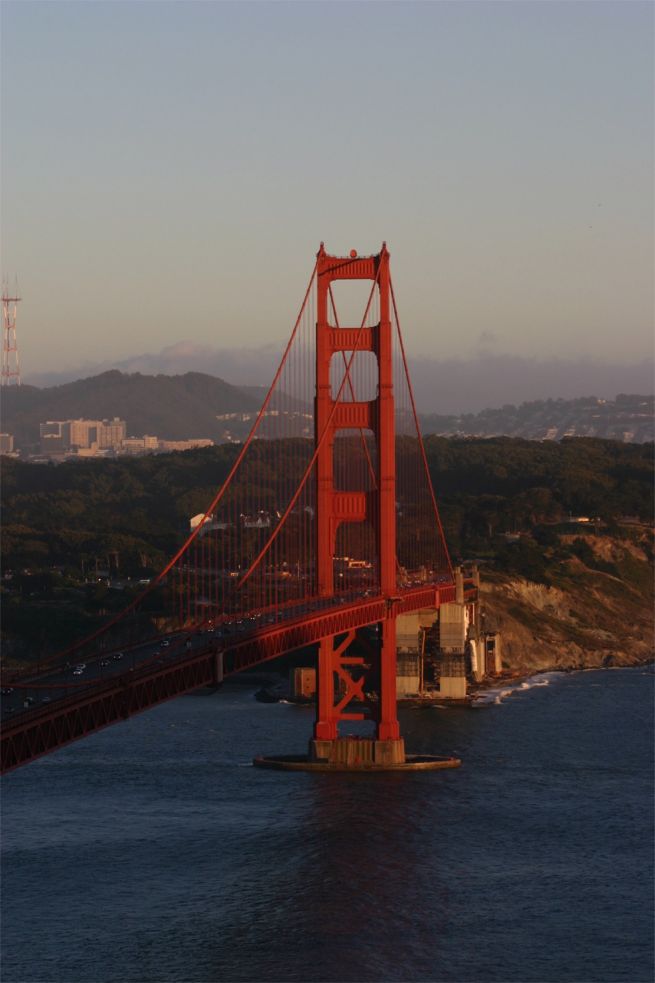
(0, 371), (261, 447)
(420, 394), (654, 443)
(2, 371), (653, 451)
(24, 342), (655, 415)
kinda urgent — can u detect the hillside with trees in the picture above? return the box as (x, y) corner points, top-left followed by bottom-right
(424, 436), (652, 559)
(1, 437), (652, 668)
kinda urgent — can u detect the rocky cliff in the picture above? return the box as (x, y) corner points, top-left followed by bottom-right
(480, 530), (653, 672)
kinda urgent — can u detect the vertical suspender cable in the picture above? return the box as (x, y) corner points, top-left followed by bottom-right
(236, 266), (382, 591)
(390, 276), (454, 581)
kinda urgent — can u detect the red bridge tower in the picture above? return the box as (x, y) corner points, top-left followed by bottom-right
(311, 244), (403, 765)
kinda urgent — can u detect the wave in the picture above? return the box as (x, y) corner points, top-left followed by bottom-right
(473, 672), (564, 706)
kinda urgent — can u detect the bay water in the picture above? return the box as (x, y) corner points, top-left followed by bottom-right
(2, 666), (653, 982)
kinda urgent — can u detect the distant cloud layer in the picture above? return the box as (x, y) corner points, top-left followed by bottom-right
(23, 341), (654, 415)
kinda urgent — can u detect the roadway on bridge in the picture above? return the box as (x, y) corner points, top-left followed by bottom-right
(0, 591), (377, 724)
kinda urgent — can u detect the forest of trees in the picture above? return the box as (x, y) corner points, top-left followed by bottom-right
(2, 436), (652, 576)
(425, 435), (652, 545)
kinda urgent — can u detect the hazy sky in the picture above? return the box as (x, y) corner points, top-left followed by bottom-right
(1, 0), (653, 379)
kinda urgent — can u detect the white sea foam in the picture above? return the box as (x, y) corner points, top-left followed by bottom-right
(473, 672), (563, 706)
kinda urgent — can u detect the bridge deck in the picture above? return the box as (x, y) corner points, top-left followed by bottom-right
(2, 585), (465, 774)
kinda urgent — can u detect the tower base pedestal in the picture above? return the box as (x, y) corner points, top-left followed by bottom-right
(253, 737), (461, 772)
(309, 736), (406, 766)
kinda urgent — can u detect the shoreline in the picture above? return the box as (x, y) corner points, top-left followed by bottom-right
(274, 659), (655, 710)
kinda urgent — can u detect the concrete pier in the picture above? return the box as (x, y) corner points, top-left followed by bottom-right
(309, 736), (406, 766)
(254, 737), (462, 772)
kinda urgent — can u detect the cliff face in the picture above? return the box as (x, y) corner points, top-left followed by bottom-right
(480, 531), (653, 673)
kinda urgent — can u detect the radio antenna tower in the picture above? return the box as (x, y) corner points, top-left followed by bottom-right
(2, 277), (21, 386)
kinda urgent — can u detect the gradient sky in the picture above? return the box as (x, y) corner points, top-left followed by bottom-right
(1, 0), (653, 378)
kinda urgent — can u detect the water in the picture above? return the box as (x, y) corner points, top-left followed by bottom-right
(2, 667), (653, 983)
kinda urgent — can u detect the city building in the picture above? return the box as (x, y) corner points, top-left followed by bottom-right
(158, 439), (213, 452)
(0, 432), (14, 454)
(40, 420), (70, 440)
(35, 417), (214, 459)
(69, 419), (99, 449)
(121, 437), (148, 455)
(40, 434), (67, 456)
(97, 417), (127, 449)
(76, 445), (110, 458)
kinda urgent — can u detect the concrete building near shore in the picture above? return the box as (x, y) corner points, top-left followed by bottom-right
(291, 668), (316, 700)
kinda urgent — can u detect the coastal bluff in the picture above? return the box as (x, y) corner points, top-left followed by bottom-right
(481, 531), (653, 673)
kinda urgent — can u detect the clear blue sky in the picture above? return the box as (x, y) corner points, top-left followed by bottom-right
(1, 0), (653, 377)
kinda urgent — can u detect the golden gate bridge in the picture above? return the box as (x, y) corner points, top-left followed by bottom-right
(1, 245), (475, 774)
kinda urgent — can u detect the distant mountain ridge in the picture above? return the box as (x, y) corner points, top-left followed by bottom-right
(22, 341), (654, 415)
(1, 371), (652, 449)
